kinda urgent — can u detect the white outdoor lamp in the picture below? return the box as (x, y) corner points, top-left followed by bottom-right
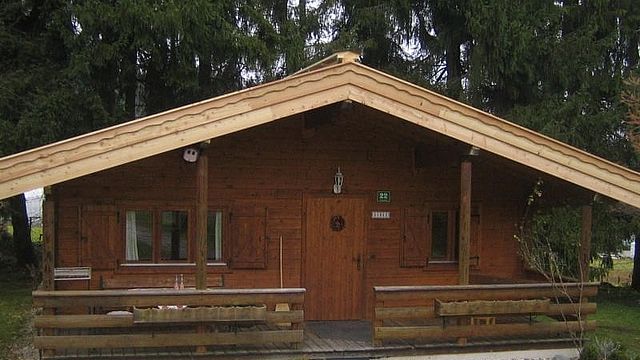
(333, 167), (344, 194)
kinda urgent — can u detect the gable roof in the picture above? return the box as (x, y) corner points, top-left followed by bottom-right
(1, 53), (639, 208)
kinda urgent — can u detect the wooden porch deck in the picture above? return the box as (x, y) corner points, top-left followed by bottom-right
(42, 320), (577, 360)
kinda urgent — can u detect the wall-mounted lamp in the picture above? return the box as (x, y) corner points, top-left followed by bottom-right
(182, 147), (200, 163)
(182, 140), (210, 163)
(333, 167), (344, 194)
(467, 146), (480, 156)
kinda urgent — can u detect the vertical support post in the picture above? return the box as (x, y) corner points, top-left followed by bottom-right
(42, 196), (56, 291)
(195, 147), (209, 354)
(458, 160), (472, 285)
(195, 149), (208, 290)
(42, 190), (56, 356)
(579, 204), (593, 282)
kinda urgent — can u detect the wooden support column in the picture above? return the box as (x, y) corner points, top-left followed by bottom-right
(195, 149), (208, 290)
(579, 204), (593, 282)
(42, 190), (56, 356)
(42, 197), (56, 291)
(458, 160), (472, 286)
(195, 147), (209, 354)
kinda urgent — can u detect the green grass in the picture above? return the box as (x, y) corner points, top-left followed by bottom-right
(3, 225), (42, 243)
(602, 258), (635, 286)
(0, 276), (32, 358)
(590, 285), (640, 355)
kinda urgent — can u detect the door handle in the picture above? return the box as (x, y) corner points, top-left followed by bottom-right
(356, 254), (362, 271)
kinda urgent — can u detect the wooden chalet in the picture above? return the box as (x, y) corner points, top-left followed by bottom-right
(1, 52), (639, 359)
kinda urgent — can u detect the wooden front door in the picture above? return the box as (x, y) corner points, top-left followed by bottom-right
(304, 197), (366, 320)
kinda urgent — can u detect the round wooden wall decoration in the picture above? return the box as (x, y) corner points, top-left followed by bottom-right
(330, 215), (345, 231)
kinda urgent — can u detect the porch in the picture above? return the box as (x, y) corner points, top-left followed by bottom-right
(32, 282), (598, 359)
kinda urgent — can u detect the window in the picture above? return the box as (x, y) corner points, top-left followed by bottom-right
(207, 210), (223, 262)
(160, 211), (188, 261)
(429, 210), (457, 261)
(123, 207), (226, 264)
(401, 205), (480, 268)
(125, 210), (153, 261)
(124, 209), (189, 263)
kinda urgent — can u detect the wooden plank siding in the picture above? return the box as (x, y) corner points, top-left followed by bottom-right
(52, 104), (558, 318)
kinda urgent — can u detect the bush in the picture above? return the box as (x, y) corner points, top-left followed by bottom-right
(581, 337), (640, 360)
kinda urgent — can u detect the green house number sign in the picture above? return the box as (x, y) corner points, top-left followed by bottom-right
(377, 191), (391, 203)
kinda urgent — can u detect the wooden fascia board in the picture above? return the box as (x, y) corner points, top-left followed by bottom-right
(341, 65), (640, 208)
(0, 68), (354, 199)
(1, 60), (639, 209)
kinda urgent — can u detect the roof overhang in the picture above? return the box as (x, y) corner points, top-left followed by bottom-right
(1, 56), (639, 208)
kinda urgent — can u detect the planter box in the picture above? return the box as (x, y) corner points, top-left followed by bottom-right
(133, 305), (267, 324)
(435, 299), (550, 316)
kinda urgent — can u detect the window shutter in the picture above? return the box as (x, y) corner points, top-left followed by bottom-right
(81, 205), (119, 270)
(401, 208), (428, 268)
(229, 207), (267, 269)
(470, 211), (481, 268)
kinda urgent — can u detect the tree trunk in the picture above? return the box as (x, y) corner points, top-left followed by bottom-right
(123, 44), (138, 120)
(445, 37), (463, 100)
(8, 194), (37, 268)
(632, 238), (640, 290)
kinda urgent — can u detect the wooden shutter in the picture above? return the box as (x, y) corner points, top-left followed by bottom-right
(229, 207), (267, 269)
(81, 205), (119, 270)
(401, 208), (428, 268)
(470, 210), (481, 269)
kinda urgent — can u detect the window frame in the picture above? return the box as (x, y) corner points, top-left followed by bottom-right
(205, 207), (229, 265)
(428, 208), (458, 263)
(121, 206), (192, 264)
(120, 205), (230, 266)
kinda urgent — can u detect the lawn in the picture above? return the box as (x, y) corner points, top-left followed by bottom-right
(602, 258), (634, 286)
(585, 257), (640, 358)
(0, 276), (33, 359)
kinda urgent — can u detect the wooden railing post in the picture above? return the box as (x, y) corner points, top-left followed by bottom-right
(41, 194), (56, 356)
(195, 146), (208, 290)
(42, 196), (55, 291)
(579, 204), (593, 282)
(195, 145), (209, 354)
(458, 160), (471, 286)
(373, 297), (383, 346)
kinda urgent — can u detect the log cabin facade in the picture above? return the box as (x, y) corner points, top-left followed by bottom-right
(2, 52), (640, 358)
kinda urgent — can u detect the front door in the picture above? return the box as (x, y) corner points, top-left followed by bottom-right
(304, 196), (365, 320)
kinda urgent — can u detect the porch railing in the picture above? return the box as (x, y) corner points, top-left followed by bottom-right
(373, 282), (598, 346)
(33, 288), (304, 354)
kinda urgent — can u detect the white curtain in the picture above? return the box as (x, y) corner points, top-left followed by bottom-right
(125, 211), (139, 261)
(215, 212), (222, 260)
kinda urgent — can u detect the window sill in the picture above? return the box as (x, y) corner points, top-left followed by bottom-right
(120, 262), (228, 267)
(116, 262), (231, 275)
(428, 260), (458, 265)
(424, 260), (458, 271)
